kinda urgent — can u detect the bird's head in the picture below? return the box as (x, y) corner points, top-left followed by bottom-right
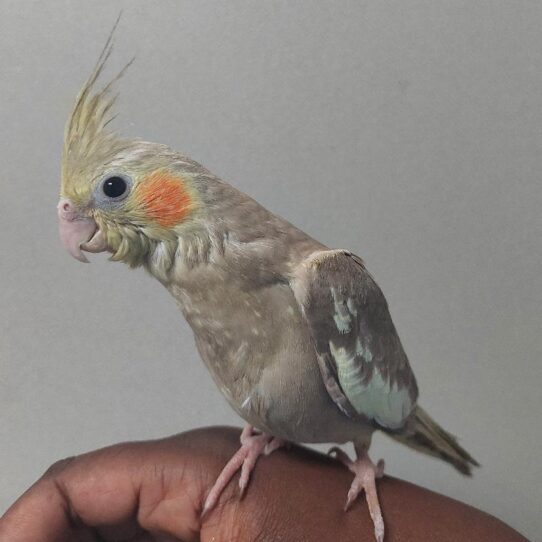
(58, 29), (201, 274)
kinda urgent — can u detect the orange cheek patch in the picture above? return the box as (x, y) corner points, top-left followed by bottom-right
(137, 171), (194, 228)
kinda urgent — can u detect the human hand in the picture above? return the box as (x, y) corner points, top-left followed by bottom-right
(0, 427), (527, 541)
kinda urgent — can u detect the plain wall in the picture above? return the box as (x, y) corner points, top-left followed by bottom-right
(1, 1), (540, 539)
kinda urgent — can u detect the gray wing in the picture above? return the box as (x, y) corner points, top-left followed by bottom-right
(292, 249), (418, 430)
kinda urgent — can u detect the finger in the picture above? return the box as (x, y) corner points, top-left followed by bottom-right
(0, 459), (97, 542)
(0, 434), (212, 542)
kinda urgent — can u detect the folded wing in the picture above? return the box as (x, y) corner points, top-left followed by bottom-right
(292, 249), (418, 430)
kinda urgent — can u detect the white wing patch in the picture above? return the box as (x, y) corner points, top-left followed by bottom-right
(330, 340), (412, 429)
(355, 336), (373, 363)
(330, 287), (353, 334)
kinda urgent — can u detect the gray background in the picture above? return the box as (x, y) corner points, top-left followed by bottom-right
(1, 1), (540, 539)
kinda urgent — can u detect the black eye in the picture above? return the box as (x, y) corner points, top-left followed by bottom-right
(102, 176), (128, 198)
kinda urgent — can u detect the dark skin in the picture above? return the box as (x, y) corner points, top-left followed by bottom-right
(0, 427), (527, 542)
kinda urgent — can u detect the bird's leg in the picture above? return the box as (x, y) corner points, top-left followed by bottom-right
(329, 445), (386, 542)
(203, 425), (284, 515)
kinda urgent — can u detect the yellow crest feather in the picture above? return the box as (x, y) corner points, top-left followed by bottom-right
(61, 14), (134, 201)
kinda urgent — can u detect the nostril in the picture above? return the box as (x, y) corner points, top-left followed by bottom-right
(58, 198), (77, 218)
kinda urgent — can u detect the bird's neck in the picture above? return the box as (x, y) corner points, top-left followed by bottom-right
(143, 179), (324, 291)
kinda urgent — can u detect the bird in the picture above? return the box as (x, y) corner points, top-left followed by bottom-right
(57, 25), (478, 542)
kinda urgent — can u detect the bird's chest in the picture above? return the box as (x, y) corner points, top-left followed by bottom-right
(168, 273), (308, 425)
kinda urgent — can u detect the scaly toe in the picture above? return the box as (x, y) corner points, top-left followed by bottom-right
(338, 449), (386, 541)
(203, 427), (285, 515)
(203, 445), (248, 515)
(264, 437), (284, 456)
(374, 515), (385, 542)
(238, 436), (268, 494)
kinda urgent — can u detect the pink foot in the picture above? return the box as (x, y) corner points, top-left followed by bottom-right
(203, 425), (284, 515)
(329, 446), (386, 542)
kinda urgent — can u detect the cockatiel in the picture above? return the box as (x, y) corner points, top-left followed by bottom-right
(57, 27), (478, 542)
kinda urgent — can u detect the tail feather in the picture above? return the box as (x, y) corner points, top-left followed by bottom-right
(389, 406), (480, 476)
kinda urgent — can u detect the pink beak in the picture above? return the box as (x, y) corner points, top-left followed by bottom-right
(57, 199), (107, 263)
